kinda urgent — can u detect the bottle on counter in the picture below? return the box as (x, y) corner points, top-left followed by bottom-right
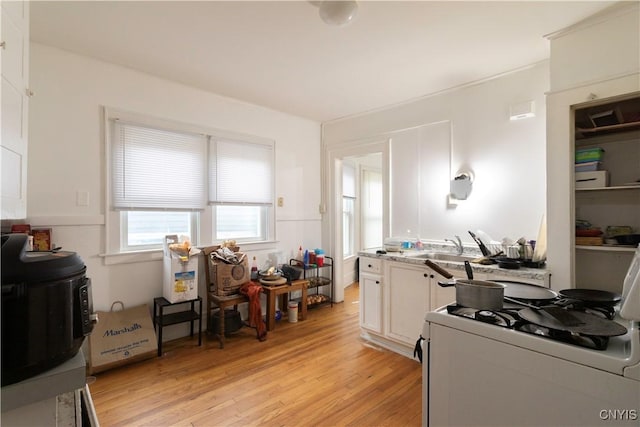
(315, 249), (325, 267)
(251, 256), (258, 280)
(415, 236), (423, 250)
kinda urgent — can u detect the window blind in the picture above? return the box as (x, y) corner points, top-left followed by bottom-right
(343, 163), (356, 198)
(112, 122), (207, 210)
(209, 139), (273, 205)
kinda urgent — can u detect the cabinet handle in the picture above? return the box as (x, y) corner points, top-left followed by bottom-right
(375, 280), (380, 284)
(0, 41), (5, 49)
(368, 264), (372, 268)
(25, 88), (34, 97)
(423, 273), (428, 278)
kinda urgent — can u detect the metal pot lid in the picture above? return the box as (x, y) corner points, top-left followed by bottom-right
(489, 280), (558, 302)
(558, 289), (621, 305)
(519, 307), (627, 337)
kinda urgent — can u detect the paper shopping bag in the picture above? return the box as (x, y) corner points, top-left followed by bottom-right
(89, 301), (157, 374)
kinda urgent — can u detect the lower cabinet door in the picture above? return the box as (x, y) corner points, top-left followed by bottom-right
(386, 262), (430, 345)
(359, 272), (383, 333)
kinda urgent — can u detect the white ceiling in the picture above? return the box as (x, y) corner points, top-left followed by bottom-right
(30, 1), (616, 122)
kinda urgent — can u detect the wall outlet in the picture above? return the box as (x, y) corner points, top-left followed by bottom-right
(277, 197), (284, 207)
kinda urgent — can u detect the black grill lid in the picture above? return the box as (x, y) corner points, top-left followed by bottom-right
(1, 234), (86, 284)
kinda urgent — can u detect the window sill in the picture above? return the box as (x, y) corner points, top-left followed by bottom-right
(100, 249), (164, 266)
(100, 240), (280, 265)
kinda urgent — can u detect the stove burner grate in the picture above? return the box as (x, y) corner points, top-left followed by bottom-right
(446, 303), (612, 351)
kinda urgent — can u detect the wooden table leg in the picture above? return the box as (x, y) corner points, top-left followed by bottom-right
(266, 288), (276, 332)
(300, 284), (308, 321)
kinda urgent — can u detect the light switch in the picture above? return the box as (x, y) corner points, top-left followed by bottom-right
(76, 191), (90, 206)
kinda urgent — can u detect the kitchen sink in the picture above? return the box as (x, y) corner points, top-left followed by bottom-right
(408, 252), (476, 263)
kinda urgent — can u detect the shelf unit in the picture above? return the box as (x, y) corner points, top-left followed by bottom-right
(153, 297), (202, 357)
(573, 94), (640, 288)
(289, 256), (333, 308)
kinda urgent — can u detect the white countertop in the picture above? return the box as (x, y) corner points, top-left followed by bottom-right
(358, 248), (551, 284)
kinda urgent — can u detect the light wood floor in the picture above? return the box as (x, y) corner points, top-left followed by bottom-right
(88, 283), (422, 426)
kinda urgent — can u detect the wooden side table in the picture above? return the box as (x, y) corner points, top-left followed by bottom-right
(153, 297), (202, 357)
(261, 279), (309, 331)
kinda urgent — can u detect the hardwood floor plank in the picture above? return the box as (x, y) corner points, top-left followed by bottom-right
(89, 283), (422, 426)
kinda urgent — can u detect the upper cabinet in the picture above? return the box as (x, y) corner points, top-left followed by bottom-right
(1, 0), (30, 219)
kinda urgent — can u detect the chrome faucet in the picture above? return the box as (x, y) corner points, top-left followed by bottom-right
(445, 235), (463, 255)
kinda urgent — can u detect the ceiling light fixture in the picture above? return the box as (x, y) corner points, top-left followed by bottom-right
(312, 1), (359, 27)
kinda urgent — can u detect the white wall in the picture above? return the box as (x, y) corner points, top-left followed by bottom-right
(27, 43), (322, 337)
(323, 62), (549, 251)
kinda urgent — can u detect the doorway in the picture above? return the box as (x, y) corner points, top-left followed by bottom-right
(342, 154), (383, 286)
(327, 140), (389, 303)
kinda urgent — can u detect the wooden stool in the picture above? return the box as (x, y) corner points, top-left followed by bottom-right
(261, 279), (309, 331)
(207, 293), (249, 349)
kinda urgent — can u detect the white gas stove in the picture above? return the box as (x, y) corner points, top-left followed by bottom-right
(421, 246), (640, 426)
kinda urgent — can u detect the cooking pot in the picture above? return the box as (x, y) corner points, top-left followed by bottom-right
(438, 279), (506, 310)
(425, 259), (506, 310)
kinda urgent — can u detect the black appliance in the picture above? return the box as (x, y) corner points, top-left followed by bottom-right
(1, 233), (94, 386)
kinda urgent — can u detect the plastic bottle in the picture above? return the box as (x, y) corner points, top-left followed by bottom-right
(415, 236), (423, 251)
(297, 245), (303, 261)
(316, 249), (325, 267)
(303, 249), (309, 267)
(251, 256), (258, 280)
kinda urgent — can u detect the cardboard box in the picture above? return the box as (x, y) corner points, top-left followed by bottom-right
(575, 147), (604, 163)
(209, 252), (249, 296)
(163, 235), (200, 303)
(575, 171), (608, 189)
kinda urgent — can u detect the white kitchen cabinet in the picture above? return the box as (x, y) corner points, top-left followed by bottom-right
(386, 261), (431, 346)
(358, 254), (551, 359)
(1, 0), (29, 219)
(430, 268), (467, 310)
(359, 272), (383, 334)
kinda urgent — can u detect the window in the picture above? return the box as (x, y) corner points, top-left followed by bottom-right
(343, 163), (356, 257)
(361, 168), (383, 250)
(209, 139), (274, 243)
(215, 205), (266, 241)
(122, 211), (197, 251)
(106, 109), (274, 254)
(343, 197), (355, 256)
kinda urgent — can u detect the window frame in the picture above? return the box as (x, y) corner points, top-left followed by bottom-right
(103, 107), (275, 260)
